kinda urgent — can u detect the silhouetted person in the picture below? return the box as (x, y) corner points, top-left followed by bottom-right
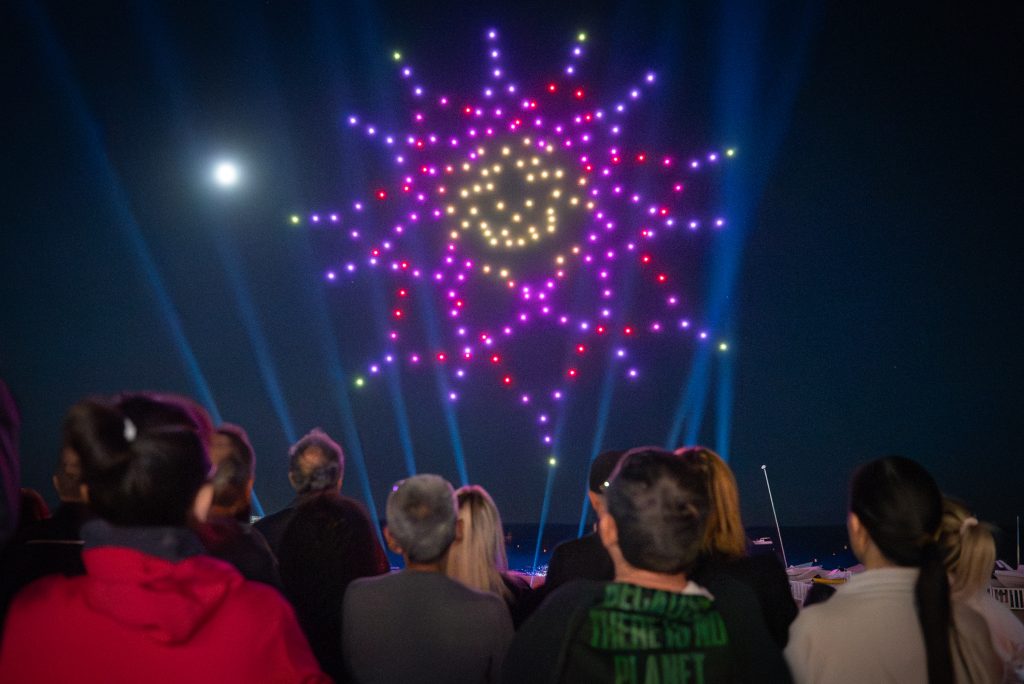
(0, 380), (20, 550)
(279, 492), (389, 682)
(343, 474), (513, 684)
(542, 450), (623, 591)
(196, 424), (279, 587)
(255, 428), (343, 556)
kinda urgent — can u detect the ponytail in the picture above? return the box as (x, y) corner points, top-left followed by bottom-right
(915, 541), (954, 684)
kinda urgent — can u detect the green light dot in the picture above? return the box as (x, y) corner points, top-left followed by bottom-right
(354, 377), (365, 387)
(548, 457), (557, 466)
(290, 215), (300, 224)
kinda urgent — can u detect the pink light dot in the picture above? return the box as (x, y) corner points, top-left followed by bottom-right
(539, 414), (549, 424)
(699, 331), (708, 340)
(326, 271), (336, 280)
(370, 365), (379, 374)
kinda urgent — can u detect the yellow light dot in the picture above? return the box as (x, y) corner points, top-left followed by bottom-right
(531, 233), (540, 240)
(531, 157), (540, 166)
(547, 207), (556, 214)
(517, 238), (526, 246)
(525, 199), (534, 207)
(547, 225), (556, 233)
(577, 32), (587, 42)
(501, 147), (511, 156)
(554, 169), (564, 179)
(481, 169), (490, 178)
(526, 174), (535, 183)
(586, 201), (595, 210)
(446, 205), (456, 214)
(496, 201), (505, 210)
(473, 184), (481, 193)
(726, 148), (736, 157)
(578, 177), (587, 186)
(492, 164), (501, 172)
(490, 238), (499, 246)
(392, 51), (402, 61)
(501, 229), (510, 237)
(571, 246), (581, 254)
(505, 240), (513, 247)
(547, 215), (556, 223)
(462, 162), (471, 171)
(556, 256), (565, 265)
(719, 342), (729, 352)
(461, 220), (470, 228)
(450, 230), (459, 239)
(516, 159), (525, 168)
(477, 147), (485, 156)
(500, 269), (509, 278)
(480, 221), (488, 229)
(482, 265), (491, 273)
(511, 214), (521, 223)
(354, 377), (365, 388)
(527, 225), (535, 233)
(548, 456), (558, 466)
(485, 183), (494, 191)
(546, 144), (554, 153)
(552, 190), (562, 199)
(460, 189), (469, 198)
(290, 215), (300, 224)
(469, 207), (478, 215)
(569, 197), (579, 206)
(523, 137), (532, 146)
(540, 170), (549, 179)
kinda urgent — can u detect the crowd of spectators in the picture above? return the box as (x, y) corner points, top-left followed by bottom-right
(0, 382), (1020, 682)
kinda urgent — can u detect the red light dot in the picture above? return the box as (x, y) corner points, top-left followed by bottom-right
(596, 325), (606, 334)
(624, 326), (634, 335)
(455, 300), (464, 308)
(577, 344), (586, 354)
(371, 248), (381, 257)
(584, 113), (592, 122)
(490, 354), (501, 364)
(659, 207), (669, 216)
(611, 155), (621, 164)
(376, 190), (387, 200)
(415, 140), (424, 149)
(400, 261), (409, 270)
(584, 164), (593, 172)
(547, 83), (557, 93)
(657, 273), (667, 283)
(636, 153), (646, 162)
(398, 289), (408, 297)
(574, 88), (584, 99)
(393, 309), (404, 318)
(567, 368), (578, 378)
(436, 352), (447, 362)
(503, 375), (512, 385)
(640, 254), (651, 264)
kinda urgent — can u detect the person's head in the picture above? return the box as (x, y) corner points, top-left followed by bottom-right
(938, 497), (996, 599)
(848, 456), (951, 684)
(287, 428), (343, 495)
(675, 446), (746, 559)
(384, 474), (457, 565)
(19, 488), (50, 523)
(600, 447), (708, 576)
(70, 395), (212, 527)
(209, 423), (254, 471)
(114, 392), (214, 449)
(444, 485), (510, 599)
(587, 449), (626, 518)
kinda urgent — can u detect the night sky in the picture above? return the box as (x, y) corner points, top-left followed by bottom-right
(2, 1), (1021, 537)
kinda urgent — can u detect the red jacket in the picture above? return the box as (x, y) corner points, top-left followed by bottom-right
(0, 545), (331, 683)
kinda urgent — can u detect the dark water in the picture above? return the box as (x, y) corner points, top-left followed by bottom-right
(504, 523), (857, 574)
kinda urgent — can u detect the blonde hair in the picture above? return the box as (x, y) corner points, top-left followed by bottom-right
(938, 497), (995, 598)
(443, 485), (511, 601)
(675, 447), (747, 559)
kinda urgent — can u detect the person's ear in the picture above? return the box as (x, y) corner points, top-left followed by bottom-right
(287, 472), (299, 490)
(588, 491), (605, 518)
(597, 511), (618, 551)
(847, 511), (868, 558)
(192, 483), (214, 523)
(79, 483), (90, 503)
(383, 526), (403, 555)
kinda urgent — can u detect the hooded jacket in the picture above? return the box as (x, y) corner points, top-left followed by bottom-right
(0, 520), (329, 684)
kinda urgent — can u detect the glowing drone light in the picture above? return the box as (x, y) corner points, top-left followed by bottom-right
(299, 28), (733, 452)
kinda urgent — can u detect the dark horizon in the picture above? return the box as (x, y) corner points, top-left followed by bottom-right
(2, 1), (1021, 535)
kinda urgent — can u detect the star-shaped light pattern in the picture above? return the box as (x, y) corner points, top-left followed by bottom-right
(295, 29), (732, 452)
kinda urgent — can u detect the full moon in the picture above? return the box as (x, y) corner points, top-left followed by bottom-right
(213, 161), (240, 187)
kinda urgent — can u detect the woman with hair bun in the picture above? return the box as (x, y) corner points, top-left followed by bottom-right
(939, 498), (1024, 682)
(785, 456), (1001, 684)
(0, 394), (328, 683)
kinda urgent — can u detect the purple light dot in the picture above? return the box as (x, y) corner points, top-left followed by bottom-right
(456, 369), (465, 378)
(566, 66), (575, 75)
(348, 115), (358, 125)
(370, 365), (379, 374)
(449, 392), (458, 401)
(504, 326), (512, 335)
(543, 435), (553, 444)
(553, 391), (563, 400)
(690, 160), (699, 169)
(573, 46), (582, 56)
(385, 136), (394, 145)
(616, 103), (625, 112)
(539, 414), (549, 424)
(616, 348), (626, 358)
(680, 320), (691, 329)
(402, 68), (411, 77)
(346, 263), (356, 272)
(330, 214), (339, 222)
(411, 354), (420, 363)
(326, 271), (336, 280)
(645, 72), (655, 83)
(709, 153), (718, 162)
(628, 368), (638, 379)
(667, 296), (678, 305)
(715, 218), (725, 227)
(521, 394), (530, 404)
(385, 354), (394, 363)
(311, 214), (320, 223)
(457, 327), (467, 336)
(580, 322), (590, 331)
(699, 331), (708, 340)
(651, 322), (662, 332)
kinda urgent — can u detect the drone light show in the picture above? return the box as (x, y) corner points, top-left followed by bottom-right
(294, 28), (732, 462)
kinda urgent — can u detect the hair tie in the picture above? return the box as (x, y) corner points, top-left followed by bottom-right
(123, 417), (137, 443)
(959, 516), (978, 536)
